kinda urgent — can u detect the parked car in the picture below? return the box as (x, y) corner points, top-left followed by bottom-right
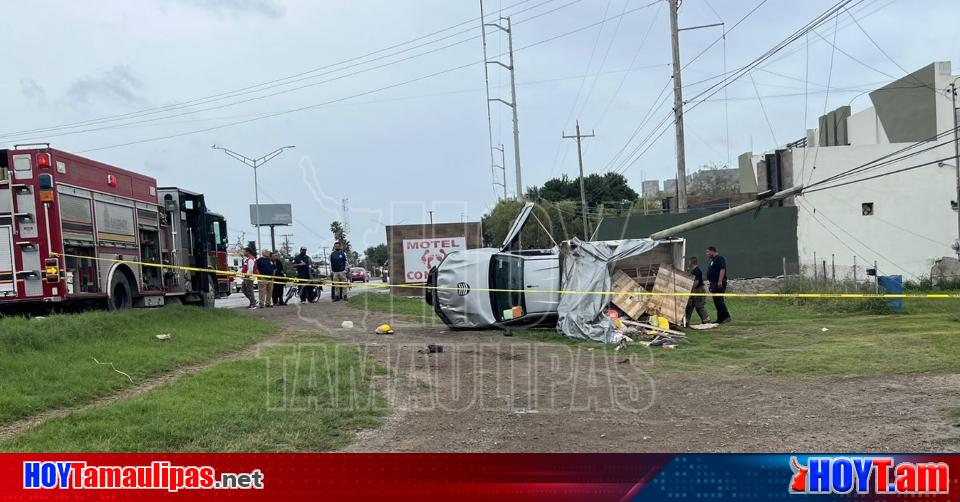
(349, 267), (369, 282)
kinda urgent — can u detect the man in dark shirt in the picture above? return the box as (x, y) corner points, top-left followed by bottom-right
(330, 241), (349, 302)
(706, 246), (731, 323)
(685, 257), (709, 325)
(255, 250), (275, 308)
(271, 253), (286, 306)
(291, 247), (314, 303)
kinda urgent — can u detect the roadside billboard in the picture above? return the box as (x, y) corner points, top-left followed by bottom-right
(249, 204), (292, 226)
(402, 237), (466, 283)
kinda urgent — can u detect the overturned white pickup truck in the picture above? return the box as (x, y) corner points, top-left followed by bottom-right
(424, 202), (684, 340)
(425, 186), (803, 341)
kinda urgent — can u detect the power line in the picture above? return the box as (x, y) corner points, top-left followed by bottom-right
(593, 1), (665, 127)
(72, 4), (659, 153)
(4, 1), (584, 145)
(0, 0), (548, 139)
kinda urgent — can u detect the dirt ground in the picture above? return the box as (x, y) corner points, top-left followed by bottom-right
(252, 301), (960, 452)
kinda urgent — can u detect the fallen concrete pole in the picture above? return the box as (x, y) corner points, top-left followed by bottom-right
(649, 185), (804, 240)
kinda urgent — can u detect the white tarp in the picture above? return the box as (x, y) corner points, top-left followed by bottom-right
(556, 238), (663, 342)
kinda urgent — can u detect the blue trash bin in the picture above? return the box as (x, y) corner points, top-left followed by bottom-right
(877, 275), (903, 312)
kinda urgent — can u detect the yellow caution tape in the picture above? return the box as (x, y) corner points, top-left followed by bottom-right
(49, 252), (960, 299)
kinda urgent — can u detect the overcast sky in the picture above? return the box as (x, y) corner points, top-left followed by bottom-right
(2, 0), (958, 254)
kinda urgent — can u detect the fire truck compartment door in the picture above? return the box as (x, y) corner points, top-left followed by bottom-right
(0, 226), (13, 294)
(21, 246), (41, 296)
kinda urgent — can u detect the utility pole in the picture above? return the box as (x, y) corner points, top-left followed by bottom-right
(212, 144), (295, 251)
(562, 120), (596, 237)
(950, 82), (960, 258)
(668, 0), (688, 213)
(280, 233), (294, 258)
(484, 15), (523, 198)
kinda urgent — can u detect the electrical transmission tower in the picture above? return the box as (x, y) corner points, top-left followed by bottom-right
(341, 198), (351, 240)
(492, 144), (507, 199)
(480, 2), (523, 199)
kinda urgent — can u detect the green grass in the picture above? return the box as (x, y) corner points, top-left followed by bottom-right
(346, 293), (960, 377)
(2, 339), (387, 452)
(348, 292), (435, 320)
(0, 306), (275, 425)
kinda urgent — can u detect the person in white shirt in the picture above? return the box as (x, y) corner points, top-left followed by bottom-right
(241, 247), (258, 309)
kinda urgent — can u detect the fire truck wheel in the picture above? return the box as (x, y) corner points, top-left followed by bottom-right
(108, 274), (134, 310)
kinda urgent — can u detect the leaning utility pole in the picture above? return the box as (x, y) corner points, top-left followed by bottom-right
(562, 120), (596, 237)
(668, 0), (688, 213)
(484, 15), (523, 198)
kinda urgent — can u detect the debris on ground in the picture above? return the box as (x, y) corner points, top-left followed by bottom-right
(689, 323), (719, 330)
(341, 321), (355, 329)
(821, 327), (830, 332)
(91, 357), (134, 383)
(374, 324), (395, 335)
(427, 344), (443, 354)
(154, 333), (172, 341)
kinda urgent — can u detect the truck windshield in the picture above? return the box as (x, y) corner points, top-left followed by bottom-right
(491, 254), (523, 319)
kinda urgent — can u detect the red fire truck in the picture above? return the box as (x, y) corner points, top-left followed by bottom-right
(0, 145), (230, 311)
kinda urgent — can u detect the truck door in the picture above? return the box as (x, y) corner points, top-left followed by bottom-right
(521, 255), (560, 315)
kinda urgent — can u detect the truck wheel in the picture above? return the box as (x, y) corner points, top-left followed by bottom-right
(108, 274), (133, 310)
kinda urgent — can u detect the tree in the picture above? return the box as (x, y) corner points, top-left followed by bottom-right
(329, 221), (351, 256)
(362, 243), (388, 269)
(482, 199), (597, 250)
(526, 172), (638, 209)
(686, 162), (740, 196)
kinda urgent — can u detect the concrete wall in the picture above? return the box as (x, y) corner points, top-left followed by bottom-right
(847, 107), (889, 146)
(594, 206), (799, 279)
(788, 61), (957, 281)
(790, 143), (956, 280)
(738, 152), (760, 193)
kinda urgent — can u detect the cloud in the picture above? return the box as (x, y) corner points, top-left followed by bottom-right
(20, 78), (46, 103)
(171, 0), (284, 18)
(64, 65), (147, 108)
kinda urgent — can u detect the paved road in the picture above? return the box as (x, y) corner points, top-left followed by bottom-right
(216, 278), (387, 309)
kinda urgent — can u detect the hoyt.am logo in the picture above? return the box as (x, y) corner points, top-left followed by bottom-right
(789, 456), (949, 495)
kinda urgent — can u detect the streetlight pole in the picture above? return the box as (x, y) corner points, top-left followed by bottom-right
(949, 82), (960, 258)
(212, 144), (295, 252)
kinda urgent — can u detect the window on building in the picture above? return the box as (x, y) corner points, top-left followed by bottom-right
(862, 202), (874, 216)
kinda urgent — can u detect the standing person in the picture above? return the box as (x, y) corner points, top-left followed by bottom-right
(706, 246), (731, 323)
(271, 252), (286, 306)
(291, 246), (313, 303)
(240, 247), (257, 309)
(684, 257), (709, 325)
(255, 250), (274, 308)
(330, 241), (349, 302)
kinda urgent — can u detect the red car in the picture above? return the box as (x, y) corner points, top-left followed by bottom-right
(349, 267), (369, 282)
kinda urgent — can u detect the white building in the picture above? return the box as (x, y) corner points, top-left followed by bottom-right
(641, 179), (660, 198)
(743, 61), (958, 280)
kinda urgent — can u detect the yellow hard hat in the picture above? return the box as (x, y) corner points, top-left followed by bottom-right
(375, 324), (395, 335)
